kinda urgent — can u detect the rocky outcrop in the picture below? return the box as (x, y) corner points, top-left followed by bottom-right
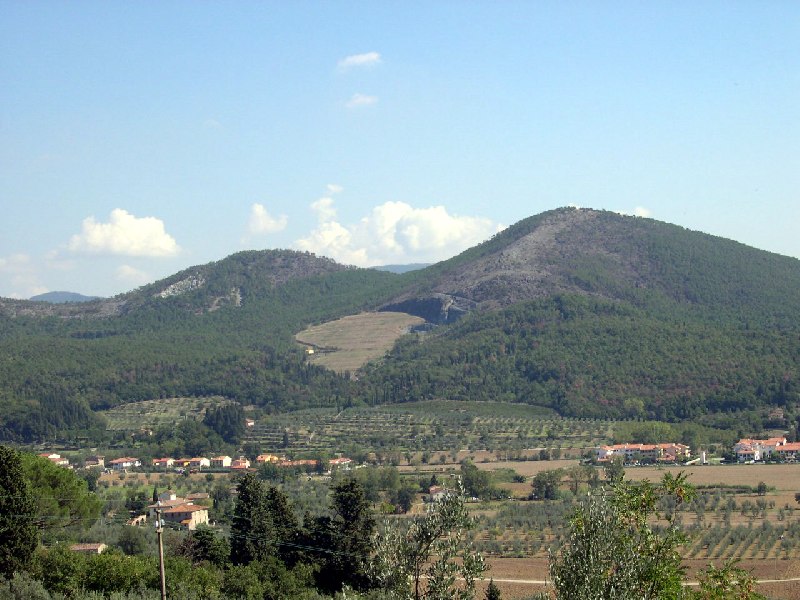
(380, 293), (476, 325)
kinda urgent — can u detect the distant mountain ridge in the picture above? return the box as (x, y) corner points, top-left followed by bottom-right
(1, 208), (799, 442)
(30, 291), (101, 303)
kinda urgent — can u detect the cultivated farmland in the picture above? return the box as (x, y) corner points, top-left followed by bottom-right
(295, 311), (425, 374)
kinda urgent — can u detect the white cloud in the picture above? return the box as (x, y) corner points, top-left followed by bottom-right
(203, 118), (224, 130)
(295, 196), (502, 267)
(346, 93), (378, 109)
(310, 197), (338, 223)
(338, 52), (381, 70)
(68, 209), (180, 257)
(116, 265), (151, 286)
(615, 206), (653, 218)
(326, 183), (344, 195)
(248, 203), (288, 234)
(0, 253), (47, 298)
(0, 253), (32, 273)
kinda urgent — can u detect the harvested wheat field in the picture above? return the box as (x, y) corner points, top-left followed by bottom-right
(296, 311), (424, 374)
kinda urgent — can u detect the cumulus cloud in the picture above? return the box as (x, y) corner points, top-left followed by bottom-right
(68, 209), (180, 257)
(0, 253), (47, 298)
(295, 195), (502, 267)
(310, 197), (338, 223)
(338, 52), (381, 70)
(615, 206), (653, 218)
(116, 265), (151, 286)
(248, 203), (288, 234)
(326, 183), (344, 195)
(346, 93), (378, 109)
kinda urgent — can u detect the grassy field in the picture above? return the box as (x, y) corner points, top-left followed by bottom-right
(294, 311), (424, 374)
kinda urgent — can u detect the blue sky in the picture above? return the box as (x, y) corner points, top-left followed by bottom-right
(1, 2), (798, 298)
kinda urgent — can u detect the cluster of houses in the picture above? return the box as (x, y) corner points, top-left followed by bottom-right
(40, 451), (353, 474)
(148, 454), (353, 473)
(595, 442), (691, 464)
(733, 436), (800, 462)
(594, 436), (800, 465)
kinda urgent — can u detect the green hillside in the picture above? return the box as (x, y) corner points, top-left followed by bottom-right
(1, 209), (800, 442)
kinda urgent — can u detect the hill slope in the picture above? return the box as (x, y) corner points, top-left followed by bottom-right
(383, 207), (800, 327)
(1, 209), (799, 441)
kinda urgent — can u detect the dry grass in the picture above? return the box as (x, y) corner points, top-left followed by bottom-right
(295, 311), (424, 374)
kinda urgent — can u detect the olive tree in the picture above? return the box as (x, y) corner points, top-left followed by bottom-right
(549, 472), (693, 599)
(370, 486), (486, 600)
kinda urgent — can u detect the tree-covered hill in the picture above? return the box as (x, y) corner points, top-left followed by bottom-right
(0, 251), (403, 441)
(384, 207), (800, 328)
(2, 209), (800, 442)
(370, 208), (800, 427)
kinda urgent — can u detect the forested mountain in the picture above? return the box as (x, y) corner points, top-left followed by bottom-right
(29, 291), (101, 303)
(2, 208), (799, 442)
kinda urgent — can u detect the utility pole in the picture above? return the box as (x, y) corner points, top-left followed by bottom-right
(155, 503), (167, 600)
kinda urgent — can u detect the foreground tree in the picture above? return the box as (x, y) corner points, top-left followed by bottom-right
(0, 445), (38, 578)
(530, 469), (563, 500)
(693, 560), (766, 600)
(230, 473), (274, 565)
(371, 486), (486, 600)
(314, 477), (376, 593)
(550, 472), (693, 599)
(20, 452), (102, 540)
(485, 578), (502, 600)
(546, 472), (764, 600)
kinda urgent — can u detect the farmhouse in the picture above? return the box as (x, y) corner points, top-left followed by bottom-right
(70, 543), (107, 555)
(329, 457), (353, 470)
(152, 457), (174, 469)
(230, 457), (251, 470)
(210, 455), (232, 468)
(148, 491), (192, 517)
(108, 457), (141, 471)
(256, 453), (281, 465)
(38, 452), (70, 467)
(162, 504), (209, 530)
(84, 455), (104, 469)
(428, 486), (453, 502)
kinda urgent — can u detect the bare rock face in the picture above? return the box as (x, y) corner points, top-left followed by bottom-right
(380, 293), (477, 324)
(380, 208), (604, 317)
(156, 274), (207, 298)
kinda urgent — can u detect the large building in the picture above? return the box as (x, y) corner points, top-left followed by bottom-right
(734, 437), (788, 462)
(596, 443), (690, 463)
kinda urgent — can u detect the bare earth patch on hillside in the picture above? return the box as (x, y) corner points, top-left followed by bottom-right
(295, 311), (424, 374)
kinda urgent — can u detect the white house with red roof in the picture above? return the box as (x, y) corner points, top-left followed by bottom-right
(734, 437), (787, 462)
(108, 457), (141, 471)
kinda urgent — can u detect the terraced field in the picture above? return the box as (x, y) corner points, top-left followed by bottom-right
(101, 396), (232, 430)
(242, 402), (614, 458)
